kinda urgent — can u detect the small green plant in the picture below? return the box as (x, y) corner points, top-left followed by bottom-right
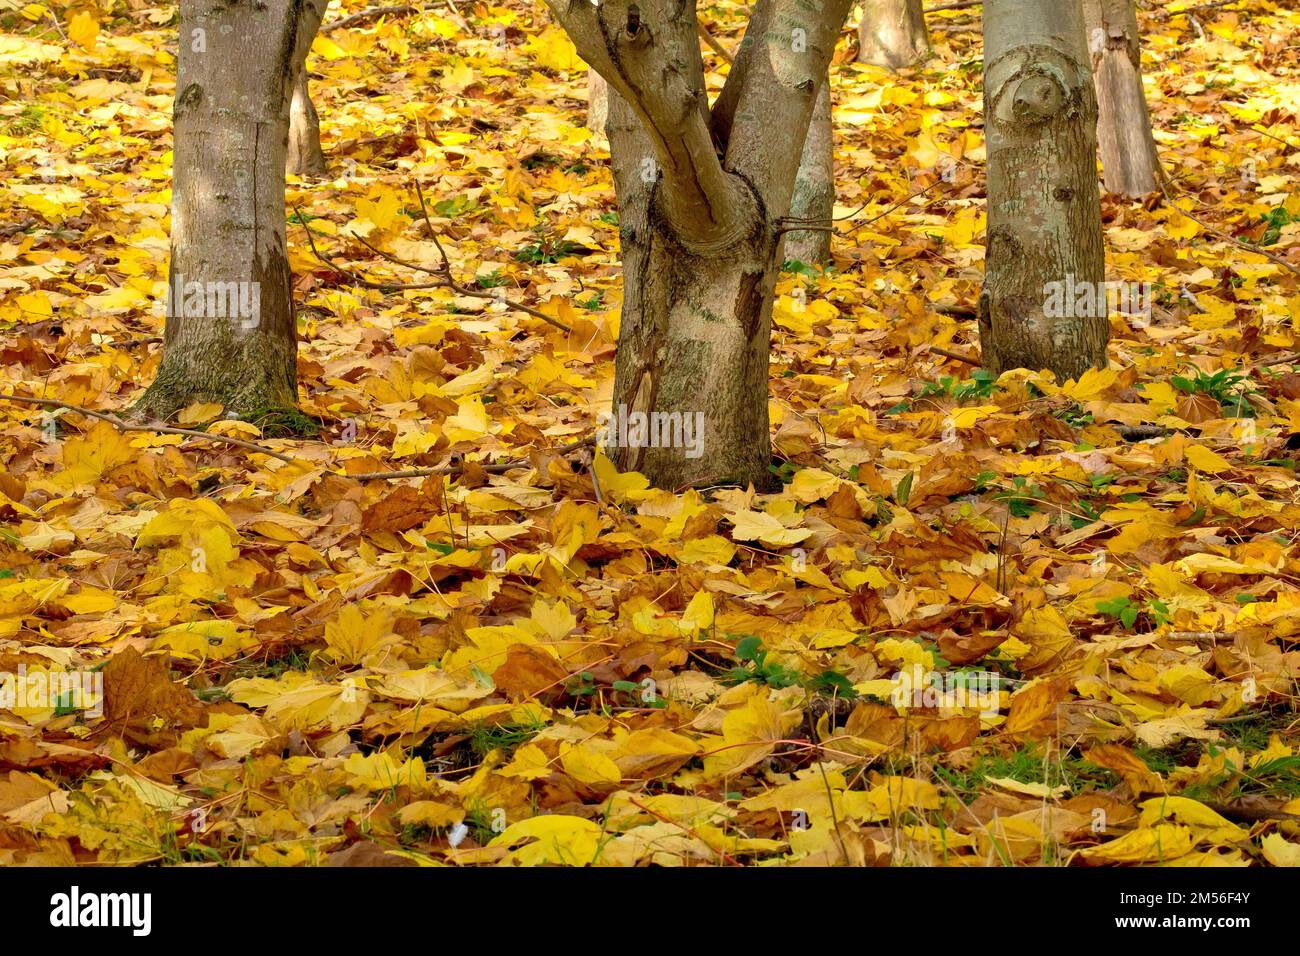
(993, 477), (1046, 517)
(432, 194), (480, 218)
(1096, 596), (1169, 630)
(577, 290), (605, 311)
(768, 460), (797, 485)
(933, 745), (1119, 804)
(467, 718), (544, 759)
(918, 369), (998, 402)
(781, 259), (820, 279)
(1096, 595), (1139, 629)
(1259, 203), (1296, 247)
(1171, 366), (1254, 417)
(723, 636), (799, 689)
(514, 226), (577, 264)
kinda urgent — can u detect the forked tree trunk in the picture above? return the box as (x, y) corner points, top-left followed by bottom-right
(979, 0), (1108, 379)
(1084, 0), (1160, 198)
(135, 0), (324, 423)
(550, 0), (854, 490)
(783, 80), (834, 266)
(604, 90), (775, 489)
(288, 67), (328, 177)
(858, 0), (930, 69)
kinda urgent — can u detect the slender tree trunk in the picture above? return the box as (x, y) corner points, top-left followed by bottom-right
(288, 67), (328, 177)
(979, 0), (1108, 379)
(586, 70), (608, 133)
(783, 80), (834, 266)
(135, 0), (324, 424)
(549, 0), (854, 490)
(858, 0), (930, 69)
(1084, 0), (1160, 198)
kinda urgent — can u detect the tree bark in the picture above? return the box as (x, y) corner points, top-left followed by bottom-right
(135, 0), (324, 425)
(548, 0), (854, 490)
(783, 80), (834, 266)
(979, 0), (1108, 380)
(858, 0), (930, 69)
(287, 67), (328, 177)
(586, 70), (608, 133)
(1083, 0), (1160, 198)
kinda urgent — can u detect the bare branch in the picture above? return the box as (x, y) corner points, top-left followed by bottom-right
(0, 392), (597, 482)
(294, 186), (573, 333)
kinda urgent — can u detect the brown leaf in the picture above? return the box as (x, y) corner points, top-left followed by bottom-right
(1004, 677), (1071, 735)
(361, 483), (439, 533)
(491, 644), (571, 701)
(1176, 392), (1222, 424)
(1084, 744), (1164, 796)
(938, 628), (1008, 666)
(102, 647), (207, 749)
(327, 840), (419, 867)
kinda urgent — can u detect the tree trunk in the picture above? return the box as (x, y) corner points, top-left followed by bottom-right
(858, 0), (930, 69)
(604, 90), (776, 490)
(783, 80), (834, 266)
(287, 67), (328, 177)
(549, 0), (854, 490)
(1083, 0), (1160, 198)
(135, 0), (324, 424)
(586, 70), (608, 133)
(979, 0), (1108, 380)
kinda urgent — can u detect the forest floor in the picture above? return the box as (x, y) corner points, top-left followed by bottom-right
(1, 0), (1299, 866)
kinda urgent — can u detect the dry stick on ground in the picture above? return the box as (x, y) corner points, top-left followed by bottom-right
(1159, 172), (1300, 280)
(930, 346), (981, 366)
(926, 0), (1247, 16)
(295, 184), (572, 333)
(0, 393), (595, 482)
(322, 4), (417, 32)
(0, 394), (302, 465)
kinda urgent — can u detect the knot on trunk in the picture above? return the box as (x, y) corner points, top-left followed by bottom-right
(1012, 71), (1066, 123)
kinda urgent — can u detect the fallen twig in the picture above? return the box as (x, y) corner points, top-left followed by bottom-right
(295, 183), (573, 333)
(1158, 168), (1300, 279)
(0, 394), (301, 465)
(696, 22), (735, 64)
(0, 393), (596, 482)
(323, 4), (417, 32)
(930, 346), (982, 367)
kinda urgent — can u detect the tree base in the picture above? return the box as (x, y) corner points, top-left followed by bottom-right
(130, 360), (310, 435)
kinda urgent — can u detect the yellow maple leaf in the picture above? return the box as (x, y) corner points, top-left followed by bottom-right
(324, 603), (399, 667)
(727, 509), (811, 547)
(67, 11), (99, 49)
